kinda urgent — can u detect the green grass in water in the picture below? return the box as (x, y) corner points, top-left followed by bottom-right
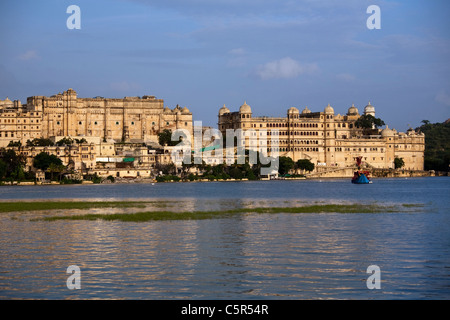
(0, 201), (150, 213)
(29, 203), (417, 222)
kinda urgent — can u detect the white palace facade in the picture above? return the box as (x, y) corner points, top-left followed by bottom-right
(218, 102), (425, 170)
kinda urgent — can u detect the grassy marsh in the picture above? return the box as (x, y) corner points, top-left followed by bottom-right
(11, 202), (424, 222)
(0, 201), (154, 213)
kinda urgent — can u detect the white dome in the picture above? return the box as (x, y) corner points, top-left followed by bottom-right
(364, 101), (375, 115)
(219, 104), (230, 115)
(381, 125), (394, 137)
(347, 103), (359, 115)
(239, 101), (252, 113)
(181, 106), (190, 114)
(302, 106), (311, 114)
(288, 107), (299, 114)
(324, 103), (334, 114)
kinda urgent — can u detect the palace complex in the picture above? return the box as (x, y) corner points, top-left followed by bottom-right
(0, 89), (425, 180)
(218, 101), (425, 171)
(0, 88), (192, 147)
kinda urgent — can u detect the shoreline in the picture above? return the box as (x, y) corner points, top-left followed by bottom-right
(0, 172), (446, 187)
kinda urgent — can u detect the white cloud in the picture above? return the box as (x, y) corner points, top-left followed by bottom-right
(435, 90), (450, 107)
(227, 48), (247, 67)
(254, 57), (318, 80)
(229, 48), (245, 55)
(18, 50), (39, 61)
(336, 73), (356, 81)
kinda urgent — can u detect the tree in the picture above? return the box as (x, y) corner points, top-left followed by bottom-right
(278, 156), (295, 175)
(26, 138), (54, 147)
(355, 114), (385, 129)
(33, 152), (63, 171)
(0, 149), (27, 181)
(0, 159), (7, 181)
(158, 129), (181, 146)
(394, 157), (405, 169)
(297, 159), (315, 172)
(416, 120), (450, 171)
(7, 141), (22, 147)
(56, 137), (74, 146)
(48, 163), (66, 181)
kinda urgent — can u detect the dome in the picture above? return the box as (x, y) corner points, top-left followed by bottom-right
(239, 101), (252, 113)
(288, 107), (299, 114)
(301, 106), (311, 114)
(381, 125), (394, 137)
(324, 103), (334, 114)
(219, 104), (230, 116)
(364, 101), (375, 116)
(347, 103), (359, 116)
(181, 106), (190, 114)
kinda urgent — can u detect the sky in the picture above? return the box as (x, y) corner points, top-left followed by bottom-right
(0, 0), (449, 131)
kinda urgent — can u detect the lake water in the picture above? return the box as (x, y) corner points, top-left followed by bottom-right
(0, 177), (449, 299)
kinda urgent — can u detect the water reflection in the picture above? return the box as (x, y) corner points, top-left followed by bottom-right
(1, 178), (449, 299)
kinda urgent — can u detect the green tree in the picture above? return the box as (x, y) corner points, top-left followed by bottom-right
(278, 156), (295, 175)
(56, 137), (74, 146)
(394, 157), (405, 169)
(229, 166), (243, 179)
(0, 149), (27, 181)
(296, 159), (315, 172)
(355, 114), (386, 129)
(7, 141), (22, 147)
(158, 129), (181, 146)
(33, 152), (63, 171)
(0, 159), (7, 181)
(416, 120), (450, 171)
(26, 138), (54, 147)
(48, 163), (66, 181)
(75, 138), (88, 144)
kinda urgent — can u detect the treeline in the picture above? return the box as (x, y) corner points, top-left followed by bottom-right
(155, 155), (315, 182)
(416, 120), (450, 171)
(7, 137), (88, 147)
(0, 148), (98, 184)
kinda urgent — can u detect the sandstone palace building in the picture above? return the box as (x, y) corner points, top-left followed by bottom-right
(218, 102), (425, 171)
(0, 88), (192, 146)
(0, 88), (425, 177)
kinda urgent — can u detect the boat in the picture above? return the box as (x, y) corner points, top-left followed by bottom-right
(351, 156), (372, 184)
(352, 170), (372, 184)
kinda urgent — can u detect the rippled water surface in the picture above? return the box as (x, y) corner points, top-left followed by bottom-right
(0, 177), (449, 299)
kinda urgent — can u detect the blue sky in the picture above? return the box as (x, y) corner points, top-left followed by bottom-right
(1, 0), (449, 130)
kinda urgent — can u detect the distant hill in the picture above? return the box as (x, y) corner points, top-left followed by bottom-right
(416, 120), (450, 171)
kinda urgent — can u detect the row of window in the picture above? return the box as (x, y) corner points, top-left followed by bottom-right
(247, 122), (354, 129)
(268, 147), (320, 152)
(268, 131), (320, 136)
(53, 121), (189, 126)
